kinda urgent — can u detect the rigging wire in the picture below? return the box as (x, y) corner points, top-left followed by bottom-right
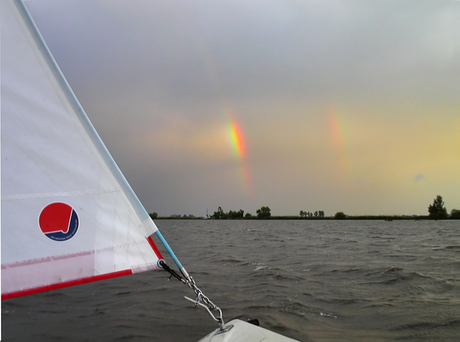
(158, 260), (232, 333)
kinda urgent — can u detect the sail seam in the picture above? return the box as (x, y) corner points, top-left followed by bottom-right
(2, 189), (119, 200)
(2, 241), (153, 269)
(2, 269), (133, 300)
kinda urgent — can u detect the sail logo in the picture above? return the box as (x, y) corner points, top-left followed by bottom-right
(39, 202), (79, 241)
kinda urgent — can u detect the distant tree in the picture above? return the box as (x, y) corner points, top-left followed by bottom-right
(300, 210), (305, 218)
(212, 206), (226, 219)
(335, 212), (346, 219)
(428, 195), (448, 219)
(451, 209), (460, 219)
(256, 206), (271, 219)
(149, 212), (158, 219)
(245, 212), (253, 219)
(228, 209), (244, 219)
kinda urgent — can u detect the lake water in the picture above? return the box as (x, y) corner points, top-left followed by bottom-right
(2, 220), (460, 341)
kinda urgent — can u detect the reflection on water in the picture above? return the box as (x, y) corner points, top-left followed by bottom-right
(3, 220), (460, 341)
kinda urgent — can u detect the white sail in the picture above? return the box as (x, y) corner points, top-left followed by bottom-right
(1, 0), (163, 299)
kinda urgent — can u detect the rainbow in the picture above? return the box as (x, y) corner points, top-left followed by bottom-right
(224, 107), (251, 195)
(228, 119), (246, 159)
(327, 107), (348, 173)
(176, 29), (253, 196)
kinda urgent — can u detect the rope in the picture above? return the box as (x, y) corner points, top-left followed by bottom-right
(158, 260), (185, 283)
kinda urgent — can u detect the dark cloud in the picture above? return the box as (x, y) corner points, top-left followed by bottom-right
(26, 0), (460, 216)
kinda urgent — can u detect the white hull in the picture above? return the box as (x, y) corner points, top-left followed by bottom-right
(199, 318), (299, 342)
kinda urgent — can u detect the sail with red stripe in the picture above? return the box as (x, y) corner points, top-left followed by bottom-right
(1, 0), (163, 299)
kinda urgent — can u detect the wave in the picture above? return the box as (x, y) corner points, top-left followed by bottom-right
(392, 318), (460, 335)
(5, 219), (460, 342)
(282, 302), (339, 320)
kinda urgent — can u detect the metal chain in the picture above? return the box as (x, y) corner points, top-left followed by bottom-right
(159, 260), (231, 332)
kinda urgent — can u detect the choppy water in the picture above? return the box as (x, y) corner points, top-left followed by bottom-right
(3, 220), (460, 341)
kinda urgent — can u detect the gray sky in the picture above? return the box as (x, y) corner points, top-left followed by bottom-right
(26, 0), (460, 216)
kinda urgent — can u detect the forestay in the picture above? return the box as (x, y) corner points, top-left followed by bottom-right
(1, 0), (163, 299)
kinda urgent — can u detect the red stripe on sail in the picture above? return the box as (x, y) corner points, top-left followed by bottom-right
(147, 236), (163, 259)
(1, 269), (132, 300)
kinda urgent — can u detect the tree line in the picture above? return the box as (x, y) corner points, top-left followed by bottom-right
(211, 206), (272, 219)
(334, 195), (458, 220)
(149, 195), (459, 220)
(300, 210), (325, 218)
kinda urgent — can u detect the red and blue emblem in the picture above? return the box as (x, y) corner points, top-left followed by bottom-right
(39, 202), (79, 241)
